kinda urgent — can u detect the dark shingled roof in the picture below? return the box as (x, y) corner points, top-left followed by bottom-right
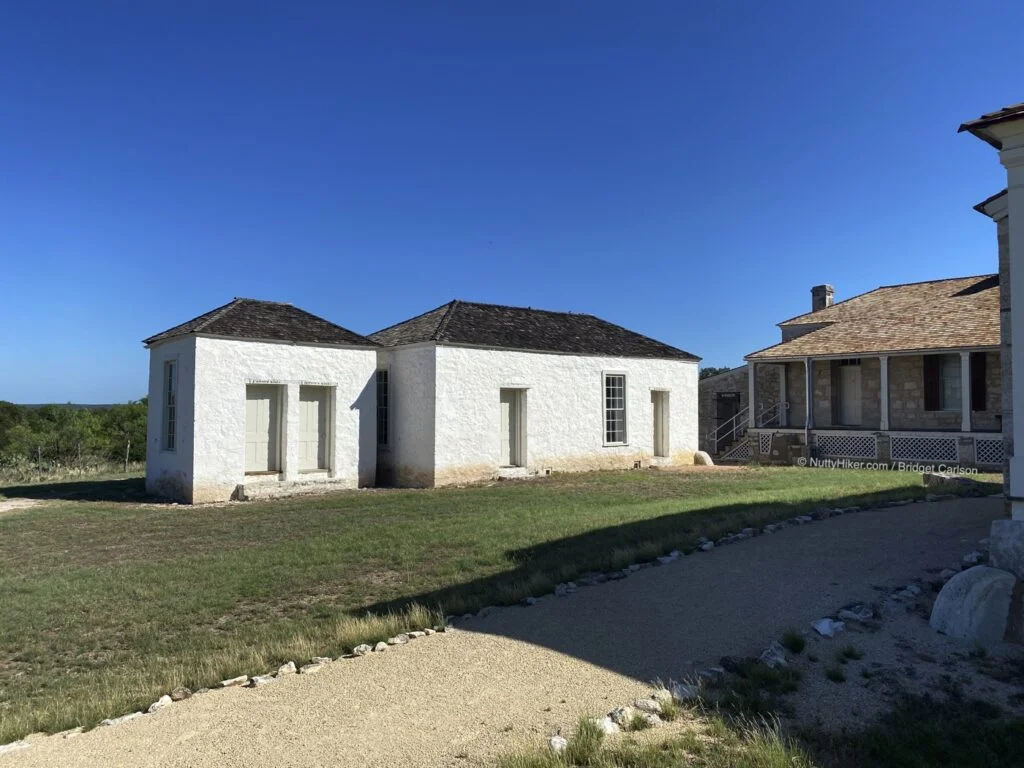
(143, 298), (375, 347)
(369, 300), (699, 361)
(959, 103), (1024, 149)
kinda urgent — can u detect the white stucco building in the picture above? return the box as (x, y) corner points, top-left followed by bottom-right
(145, 298), (700, 501)
(370, 301), (700, 487)
(144, 299), (378, 503)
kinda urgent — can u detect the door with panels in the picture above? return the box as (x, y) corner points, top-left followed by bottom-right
(245, 385), (282, 473)
(299, 386), (329, 471)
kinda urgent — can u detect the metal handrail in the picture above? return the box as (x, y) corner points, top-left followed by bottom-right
(706, 401), (790, 452)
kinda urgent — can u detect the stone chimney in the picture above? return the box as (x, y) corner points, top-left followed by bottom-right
(811, 284), (834, 312)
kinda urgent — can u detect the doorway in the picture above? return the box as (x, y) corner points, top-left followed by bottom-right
(837, 360), (862, 426)
(298, 386), (329, 471)
(714, 392), (741, 452)
(652, 390), (669, 457)
(245, 385), (282, 473)
(499, 388), (525, 467)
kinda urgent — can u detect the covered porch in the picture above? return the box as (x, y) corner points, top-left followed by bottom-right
(744, 349), (1003, 469)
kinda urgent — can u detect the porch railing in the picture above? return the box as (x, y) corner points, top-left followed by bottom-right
(706, 401), (788, 454)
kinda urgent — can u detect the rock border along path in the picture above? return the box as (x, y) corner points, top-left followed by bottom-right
(2, 490), (1000, 766)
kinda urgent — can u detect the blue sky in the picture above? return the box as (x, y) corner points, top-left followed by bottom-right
(0, 1), (1020, 403)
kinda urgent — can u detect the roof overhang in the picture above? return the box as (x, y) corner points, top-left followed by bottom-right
(974, 189), (1009, 221)
(746, 344), (1001, 363)
(959, 103), (1024, 149)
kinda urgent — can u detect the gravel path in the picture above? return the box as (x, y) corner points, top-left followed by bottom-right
(7, 497), (1000, 767)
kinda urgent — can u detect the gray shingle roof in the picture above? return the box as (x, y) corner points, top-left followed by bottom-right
(959, 103), (1024, 149)
(370, 300), (699, 361)
(746, 275), (999, 360)
(143, 298), (376, 348)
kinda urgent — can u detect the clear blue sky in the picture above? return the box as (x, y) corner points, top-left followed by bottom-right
(1, 1), (1020, 403)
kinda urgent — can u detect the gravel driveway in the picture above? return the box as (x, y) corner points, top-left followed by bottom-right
(6, 496), (1001, 767)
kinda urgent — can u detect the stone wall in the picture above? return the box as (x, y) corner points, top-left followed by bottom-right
(974, 350), (1003, 432)
(888, 355), (961, 431)
(697, 364), (780, 452)
(785, 361), (807, 428)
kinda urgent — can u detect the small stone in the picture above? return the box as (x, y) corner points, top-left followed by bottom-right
(220, 675), (249, 688)
(521, 596), (537, 606)
(608, 571), (628, 580)
(697, 666), (726, 681)
(277, 661), (297, 675)
(101, 712), (143, 727)
(59, 727), (84, 739)
(352, 644), (372, 656)
(693, 450), (714, 466)
(651, 688), (673, 702)
(146, 695), (172, 714)
(795, 515), (813, 524)
(549, 734), (568, 753)
(698, 542), (714, 552)
(837, 604), (874, 622)
(636, 712), (662, 728)
(609, 706), (636, 726)
(169, 686), (192, 702)
(387, 634), (410, 645)
(590, 715), (620, 735)
(408, 630), (426, 639)
(697, 536), (709, 545)
(930, 566), (1016, 647)
(423, 628), (437, 635)
(311, 656), (332, 665)
(373, 641), (388, 652)
(962, 551), (986, 567)
(477, 606), (497, 618)
(298, 663), (323, 674)
(758, 640), (788, 668)
(0, 741), (30, 755)
(634, 697), (662, 714)
(810, 618), (845, 637)
(554, 583), (572, 597)
(248, 674), (275, 687)
(671, 682), (700, 701)
(628, 564), (642, 572)
(657, 555), (675, 565)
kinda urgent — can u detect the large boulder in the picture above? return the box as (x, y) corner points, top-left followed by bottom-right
(930, 566), (1016, 647)
(693, 451), (714, 466)
(990, 519), (1024, 581)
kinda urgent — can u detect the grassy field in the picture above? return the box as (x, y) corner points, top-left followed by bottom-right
(0, 466), (996, 743)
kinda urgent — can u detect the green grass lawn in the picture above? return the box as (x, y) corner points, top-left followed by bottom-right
(0, 466), (997, 742)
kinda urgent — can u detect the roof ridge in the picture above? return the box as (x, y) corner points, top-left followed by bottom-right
(450, 299), (597, 318)
(192, 299), (245, 333)
(874, 273), (997, 290)
(432, 299), (461, 341)
(369, 300), (455, 339)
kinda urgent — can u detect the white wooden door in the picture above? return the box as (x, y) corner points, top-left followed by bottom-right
(299, 387), (327, 471)
(652, 391), (669, 457)
(245, 386), (280, 472)
(499, 389), (519, 466)
(838, 366), (862, 426)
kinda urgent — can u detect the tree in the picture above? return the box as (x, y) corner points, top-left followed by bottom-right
(699, 366), (734, 380)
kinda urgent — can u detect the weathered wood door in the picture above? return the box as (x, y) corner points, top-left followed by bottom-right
(245, 385), (280, 472)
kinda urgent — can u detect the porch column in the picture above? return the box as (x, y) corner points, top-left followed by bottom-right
(804, 357), (814, 429)
(748, 362), (757, 428)
(879, 355), (889, 431)
(778, 364), (788, 427)
(961, 351), (972, 432)
(1003, 138), (1024, 519)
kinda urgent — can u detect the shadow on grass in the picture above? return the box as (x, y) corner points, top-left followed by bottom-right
(0, 476), (156, 503)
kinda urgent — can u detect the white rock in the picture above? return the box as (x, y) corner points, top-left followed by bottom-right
(298, 663), (323, 674)
(657, 555), (676, 565)
(423, 628), (437, 635)
(408, 630), (426, 639)
(590, 716), (620, 735)
(671, 682), (700, 701)
(990, 520), (1024, 580)
(248, 674), (275, 687)
(758, 641), (788, 668)
(277, 661), (297, 675)
(693, 450), (714, 466)
(930, 565), (1016, 647)
(962, 551), (986, 567)
(521, 596), (537, 606)
(352, 644), (372, 656)
(627, 564), (642, 572)
(387, 634), (409, 645)
(636, 712), (662, 728)
(101, 712), (143, 727)
(549, 734), (568, 752)
(810, 618), (845, 637)
(651, 688), (673, 702)
(837, 604), (874, 622)
(311, 656), (332, 665)
(634, 697), (662, 714)
(609, 705), (636, 726)
(220, 675), (249, 688)
(795, 515), (813, 524)
(0, 741), (30, 755)
(698, 542), (714, 552)
(146, 695), (172, 714)
(373, 641), (388, 652)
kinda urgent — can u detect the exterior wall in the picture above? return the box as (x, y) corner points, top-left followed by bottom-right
(781, 322), (830, 342)
(785, 361), (808, 428)
(377, 344), (437, 487)
(811, 358), (881, 429)
(973, 350), (1003, 432)
(697, 364), (780, 452)
(146, 337), (197, 502)
(999, 216), (1012, 492)
(431, 346), (698, 485)
(186, 337), (377, 503)
(889, 354), (962, 431)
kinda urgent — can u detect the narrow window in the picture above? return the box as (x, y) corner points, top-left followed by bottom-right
(604, 373), (627, 444)
(376, 370), (389, 447)
(938, 354), (961, 412)
(163, 360), (177, 451)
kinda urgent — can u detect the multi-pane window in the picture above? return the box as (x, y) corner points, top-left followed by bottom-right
(163, 360), (177, 451)
(376, 369), (389, 446)
(604, 373), (627, 444)
(939, 354), (961, 411)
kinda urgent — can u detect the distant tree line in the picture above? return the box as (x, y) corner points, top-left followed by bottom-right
(0, 400), (147, 471)
(699, 366), (733, 380)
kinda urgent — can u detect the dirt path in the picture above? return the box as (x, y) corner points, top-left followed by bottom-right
(7, 497), (1001, 767)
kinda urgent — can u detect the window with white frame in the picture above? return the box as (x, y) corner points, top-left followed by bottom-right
(163, 360), (177, 451)
(376, 369), (389, 447)
(604, 373), (627, 444)
(939, 354), (961, 411)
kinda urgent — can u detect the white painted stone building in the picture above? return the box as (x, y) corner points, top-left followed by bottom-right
(145, 298), (699, 501)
